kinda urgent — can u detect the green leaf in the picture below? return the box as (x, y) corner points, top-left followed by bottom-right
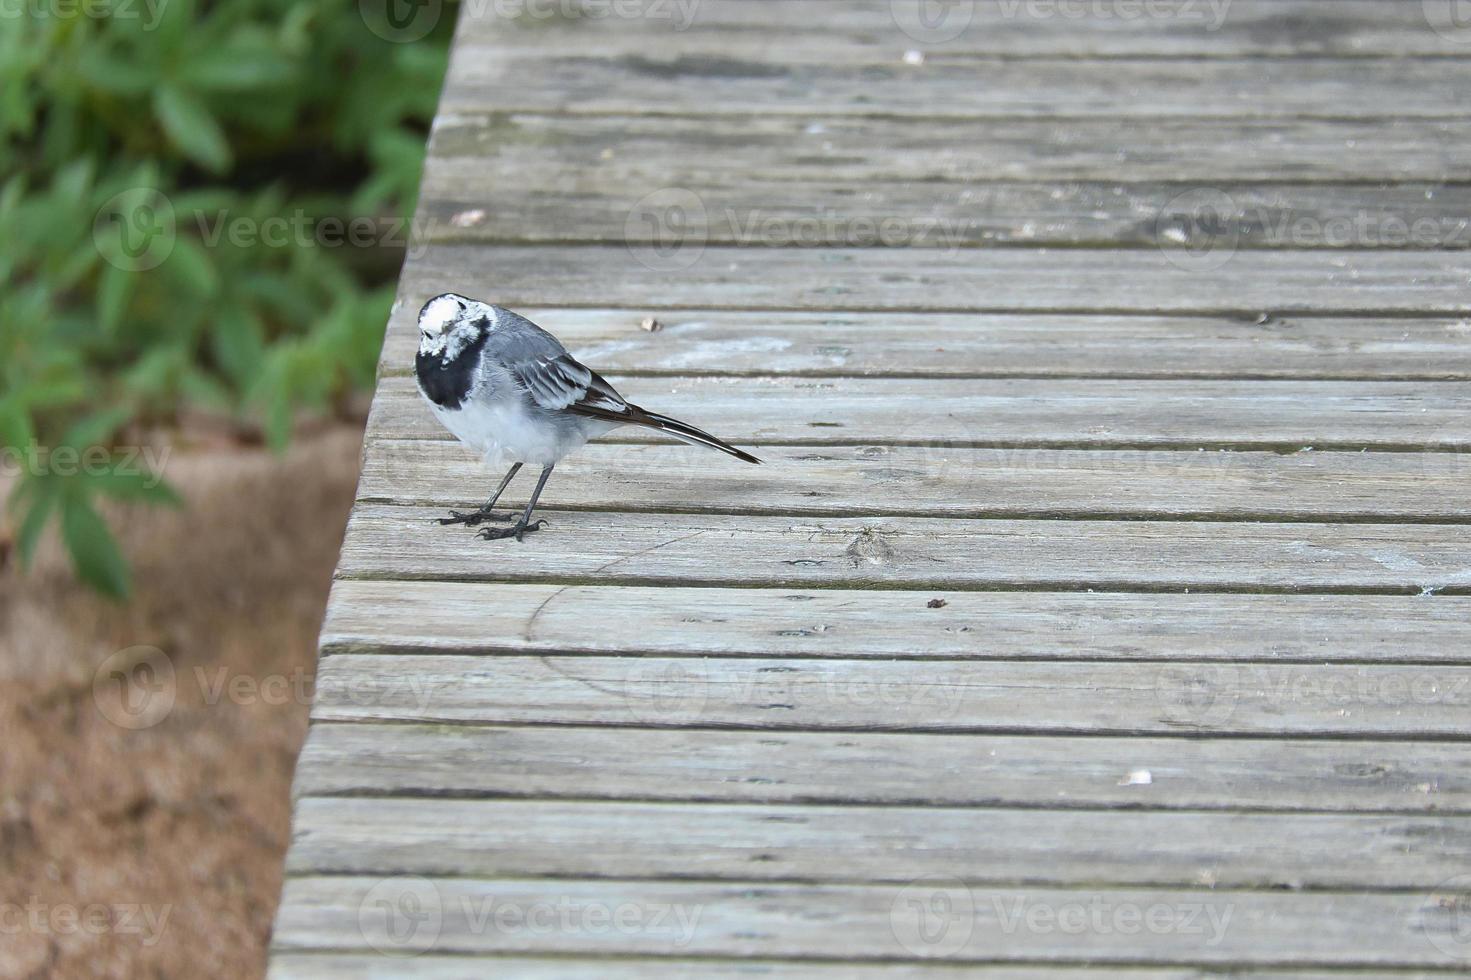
(181, 39), (292, 92)
(152, 86), (231, 172)
(60, 491), (130, 599)
(61, 408), (130, 450)
(14, 479), (55, 568)
(0, 398), (32, 451)
(178, 366), (232, 409)
(87, 469), (181, 507)
(75, 52), (158, 96)
(53, 159), (94, 204)
(211, 304), (265, 384)
(97, 261), (134, 334)
(162, 237), (219, 298)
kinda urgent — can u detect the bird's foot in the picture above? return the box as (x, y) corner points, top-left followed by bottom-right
(438, 509), (513, 527)
(477, 518), (548, 542)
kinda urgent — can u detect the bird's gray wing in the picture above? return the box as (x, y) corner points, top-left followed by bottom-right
(485, 309), (642, 423)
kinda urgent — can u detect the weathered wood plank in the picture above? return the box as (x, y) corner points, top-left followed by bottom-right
(428, 113), (1470, 184)
(274, 1), (1471, 974)
(441, 54), (1471, 118)
(457, 0), (1471, 58)
(338, 507), (1471, 592)
(294, 722), (1471, 812)
(421, 179), (1471, 250)
(287, 798), (1471, 889)
(311, 654), (1471, 737)
(358, 441), (1471, 521)
(319, 582), (1471, 663)
(269, 957), (1420, 980)
(273, 877), (1469, 965)
(367, 374), (1471, 448)
(377, 310), (1471, 381)
(390, 244), (1471, 313)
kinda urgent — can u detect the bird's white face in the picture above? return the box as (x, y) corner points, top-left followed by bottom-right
(417, 293), (489, 361)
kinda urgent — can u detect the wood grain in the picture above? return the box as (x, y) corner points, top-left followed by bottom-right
(295, 722), (1471, 812)
(269, 957), (1404, 980)
(273, 877), (1470, 965)
(420, 179), (1471, 250)
(376, 310), (1471, 381)
(319, 581), (1471, 663)
(389, 243), (1471, 314)
(366, 374), (1471, 448)
(357, 440), (1471, 520)
(334, 505), (1471, 593)
(440, 54), (1471, 118)
(340, 503), (1471, 591)
(311, 654), (1471, 737)
(285, 798), (1471, 889)
(272, 1), (1471, 974)
(427, 113), (1470, 184)
(457, 0), (1471, 58)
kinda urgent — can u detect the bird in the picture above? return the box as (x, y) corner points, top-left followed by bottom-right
(414, 293), (761, 541)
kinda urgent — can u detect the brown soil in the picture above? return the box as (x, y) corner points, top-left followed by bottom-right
(0, 425), (364, 980)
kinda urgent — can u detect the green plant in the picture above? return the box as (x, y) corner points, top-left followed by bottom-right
(0, 0), (453, 596)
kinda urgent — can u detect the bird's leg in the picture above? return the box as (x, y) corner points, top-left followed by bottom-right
(479, 464), (553, 542)
(439, 462), (522, 526)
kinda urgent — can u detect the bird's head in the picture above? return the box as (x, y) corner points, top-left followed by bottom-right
(417, 292), (491, 361)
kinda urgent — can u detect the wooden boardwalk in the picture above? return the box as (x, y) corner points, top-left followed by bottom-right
(271, 1), (1471, 975)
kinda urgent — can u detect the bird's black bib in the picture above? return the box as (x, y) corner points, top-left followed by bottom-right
(415, 319), (492, 408)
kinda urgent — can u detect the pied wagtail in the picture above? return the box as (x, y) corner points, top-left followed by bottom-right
(415, 293), (761, 540)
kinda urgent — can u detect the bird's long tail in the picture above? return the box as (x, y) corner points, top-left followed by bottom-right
(634, 409), (762, 464)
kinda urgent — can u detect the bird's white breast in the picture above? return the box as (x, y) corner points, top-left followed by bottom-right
(429, 397), (590, 468)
